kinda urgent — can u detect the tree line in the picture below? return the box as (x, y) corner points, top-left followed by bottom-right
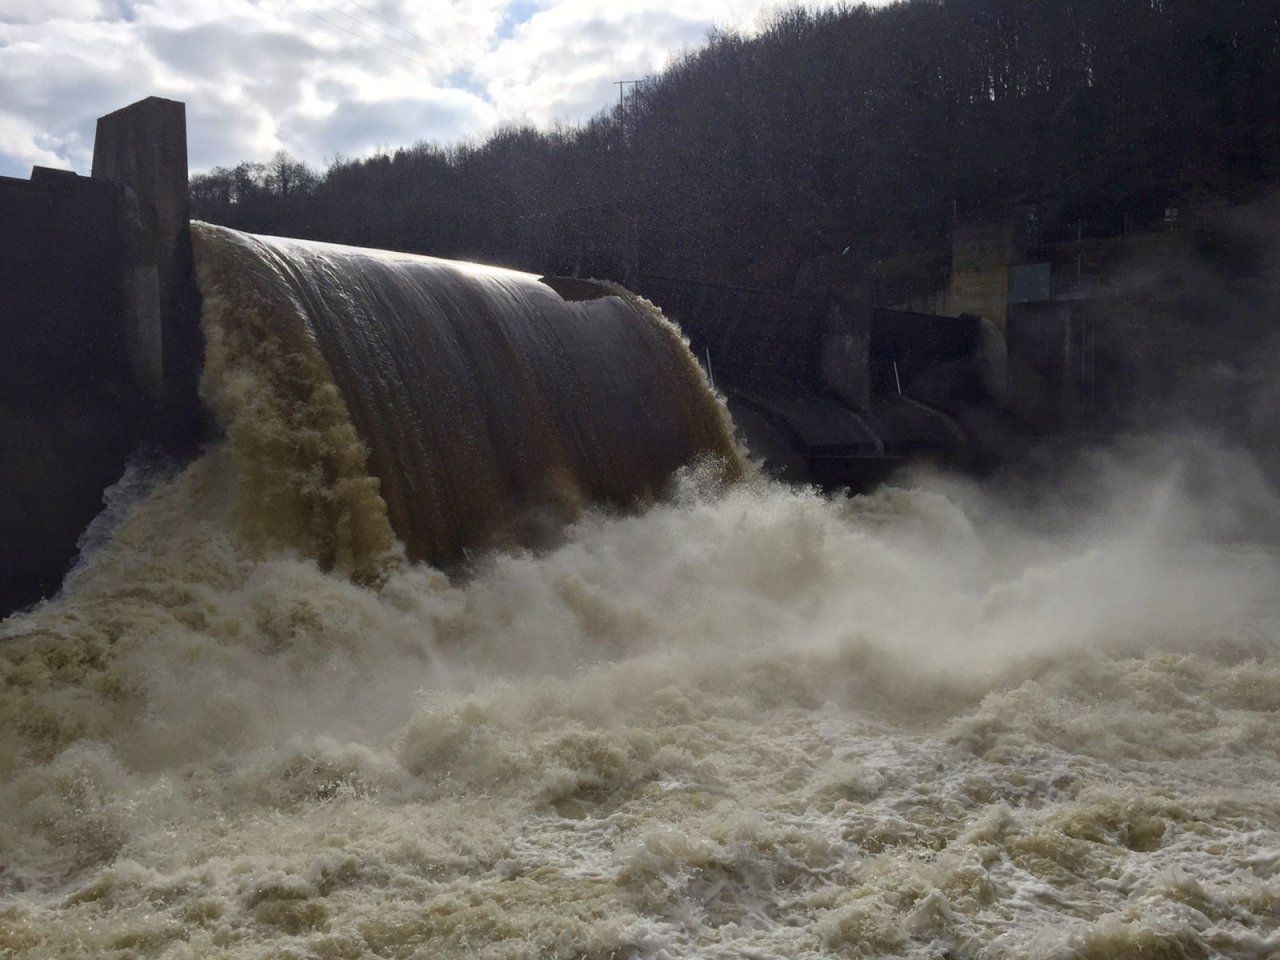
(191, 0), (1280, 309)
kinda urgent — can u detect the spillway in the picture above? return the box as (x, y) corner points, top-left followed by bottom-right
(2, 216), (1280, 960)
(193, 223), (742, 578)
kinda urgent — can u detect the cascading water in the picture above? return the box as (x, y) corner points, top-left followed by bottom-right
(1, 227), (1279, 959)
(194, 223), (742, 578)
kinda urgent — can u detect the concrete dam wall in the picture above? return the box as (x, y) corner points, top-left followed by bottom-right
(0, 98), (741, 617)
(0, 98), (205, 616)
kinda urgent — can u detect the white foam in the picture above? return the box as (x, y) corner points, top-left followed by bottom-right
(3, 435), (1280, 957)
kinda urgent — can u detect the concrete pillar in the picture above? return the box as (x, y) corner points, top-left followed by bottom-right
(92, 96), (202, 445)
(821, 286), (872, 411)
(948, 215), (1017, 331)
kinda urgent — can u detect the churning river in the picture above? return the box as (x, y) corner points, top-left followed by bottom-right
(2, 226), (1279, 959)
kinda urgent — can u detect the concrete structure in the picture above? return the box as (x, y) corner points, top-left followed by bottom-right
(706, 268), (992, 485)
(93, 97), (203, 430)
(0, 97), (201, 616)
(1005, 300), (1095, 432)
(820, 286), (872, 411)
(946, 215), (1021, 330)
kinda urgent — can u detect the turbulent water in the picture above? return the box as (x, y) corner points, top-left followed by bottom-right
(193, 224), (740, 576)
(3, 230), (1280, 960)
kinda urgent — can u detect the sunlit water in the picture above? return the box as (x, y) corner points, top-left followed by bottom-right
(3, 435), (1279, 960)
(192, 223), (739, 576)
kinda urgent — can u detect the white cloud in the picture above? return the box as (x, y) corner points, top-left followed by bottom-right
(475, 3), (726, 129)
(0, 0), (854, 178)
(281, 91), (498, 162)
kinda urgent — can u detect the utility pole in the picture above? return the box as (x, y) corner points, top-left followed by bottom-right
(612, 79), (643, 287)
(612, 79), (643, 131)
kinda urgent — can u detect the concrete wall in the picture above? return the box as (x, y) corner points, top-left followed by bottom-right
(0, 97), (202, 617)
(0, 169), (155, 613)
(948, 217), (1017, 330)
(821, 288), (872, 411)
(1005, 299), (1091, 433)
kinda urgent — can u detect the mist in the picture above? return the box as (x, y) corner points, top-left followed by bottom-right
(3, 394), (1279, 954)
(5, 193), (1280, 960)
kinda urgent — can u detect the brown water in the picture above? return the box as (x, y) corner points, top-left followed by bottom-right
(1, 229), (1279, 959)
(194, 223), (740, 576)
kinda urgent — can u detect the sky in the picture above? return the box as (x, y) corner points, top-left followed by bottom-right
(0, 0), (854, 178)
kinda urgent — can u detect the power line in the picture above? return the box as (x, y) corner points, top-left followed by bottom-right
(308, 0), (439, 61)
(340, 0), (438, 51)
(276, 0), (435, 72)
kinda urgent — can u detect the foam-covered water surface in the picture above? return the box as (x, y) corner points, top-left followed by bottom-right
(3, 431), (1279, 959)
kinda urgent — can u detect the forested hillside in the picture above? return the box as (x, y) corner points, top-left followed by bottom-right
(191, 0), (1280, 295)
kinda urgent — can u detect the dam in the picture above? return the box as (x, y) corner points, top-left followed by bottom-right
(194, 224), (740, 579)
(2, 97), (1122, 617)
(2, 100), (1280, 960)
(0, 97), (739, 614)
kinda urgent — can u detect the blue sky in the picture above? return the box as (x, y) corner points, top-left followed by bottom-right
(0, 0), (854, 178)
